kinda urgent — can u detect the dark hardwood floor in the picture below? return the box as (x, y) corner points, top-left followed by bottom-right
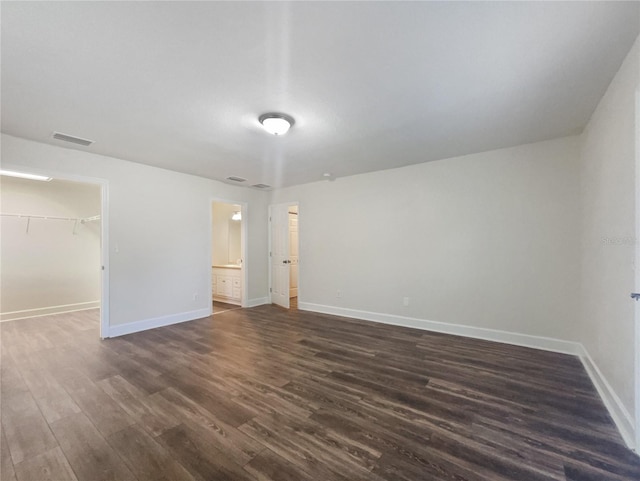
(1, 305), (639, 481)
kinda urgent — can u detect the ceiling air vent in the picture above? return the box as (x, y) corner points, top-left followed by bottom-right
(252, 184), (271, 189)
(226, 176), (247, 183)
(52, 132), (95, 147)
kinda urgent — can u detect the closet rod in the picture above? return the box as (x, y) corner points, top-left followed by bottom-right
(1, 213), (101, 234)
(0, 213), (100, 222)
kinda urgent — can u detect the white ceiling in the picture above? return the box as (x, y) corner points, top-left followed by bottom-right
(2, 1), (639, 189)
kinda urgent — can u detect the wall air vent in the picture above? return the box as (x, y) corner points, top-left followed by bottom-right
(52, 132), (95, 147)
(226, 176), (247, 183)
(252, 184), (271, 189)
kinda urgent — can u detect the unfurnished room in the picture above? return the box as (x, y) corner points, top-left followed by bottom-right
(1, 1), (640, 480)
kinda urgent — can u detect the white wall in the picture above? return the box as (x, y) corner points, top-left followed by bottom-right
(579, 37), (639, 431)
(0, 177), (101, 318)
(271, 135), (582, 340)
(0, 134), (271, 329)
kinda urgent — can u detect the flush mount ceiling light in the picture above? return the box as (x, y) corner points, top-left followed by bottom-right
(0, 170), (52, 182)
(258, 113), (294, 135)
(231, 211), (242, 221)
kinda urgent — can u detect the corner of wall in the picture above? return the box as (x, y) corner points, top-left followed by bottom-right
(578, 343), (636, 449)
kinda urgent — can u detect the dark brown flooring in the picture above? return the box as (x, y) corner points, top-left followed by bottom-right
(1, 305), (639, 481)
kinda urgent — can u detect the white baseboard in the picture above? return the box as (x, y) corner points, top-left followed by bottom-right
(298, 301), (636, 450)
(0, 301), (101, 322)
(298, 302), (580, 355)
(106, 307), (211, 338)
(246, 297), (270, 308)
(577, 344), (636, 449)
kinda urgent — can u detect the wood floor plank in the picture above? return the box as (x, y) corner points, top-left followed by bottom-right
(152, 387), (263, 465)
(159, 367), (256, 427)
(1, 391), (58, 465)
(96, 375), (181, 437)
(1, 425), (17, 481)
(158, 423), (257, 481)
(0, 358), (30, 398)
(243, 448), (314, 481)
(13, 447), (78, 481)
(49, 412), (136, 481)
(55, 367), (136, 438)
(238, 414), (386, 481)
(19, 367), (82, 424)
(107, 424), (196, 481)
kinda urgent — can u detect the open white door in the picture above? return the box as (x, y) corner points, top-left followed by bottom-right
(270, 203), (290, 308)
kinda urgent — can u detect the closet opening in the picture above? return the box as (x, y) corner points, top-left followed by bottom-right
(0, 174), (107, 337)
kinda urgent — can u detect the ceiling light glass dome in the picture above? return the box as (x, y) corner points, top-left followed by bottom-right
(259, 113), (295, 135)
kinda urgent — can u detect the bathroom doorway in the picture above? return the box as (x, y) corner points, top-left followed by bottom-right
(211, 201), (246, 314)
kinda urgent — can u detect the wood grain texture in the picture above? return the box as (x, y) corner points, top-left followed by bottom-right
(13, 447), (78, 481)
(1, 306), (639, 480)
(107, 425), (195, 481)
(49, 412), (137, 481)
(1, 426), (17, 481)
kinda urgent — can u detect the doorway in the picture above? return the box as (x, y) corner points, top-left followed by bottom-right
(211, 201), (246, 314)
(269, 202), (299, 309)
(0, 172), (108, 338)
(289, 205), (299, 309)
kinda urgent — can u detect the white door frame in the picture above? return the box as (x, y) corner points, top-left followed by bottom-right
(0, 163), (110, 338)
(288, 205), (299, 298)
(634, 88), (640, 450)
(210, 198), (249, 311)
(268, 201), (299, 307)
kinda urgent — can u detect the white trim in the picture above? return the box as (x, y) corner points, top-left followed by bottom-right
(0, 301), (100, 322)
(292, 202), (301, 307)
(299, 302), (580, 355)
(635, 87), (640, 450)
(578, 344), (636, 449)
(100, 181), (109, 339)
(268, 205), (272, 305)
(246, 297), (270, 308)
(241, 203), (248, 308)
(106, 308), (210, 338)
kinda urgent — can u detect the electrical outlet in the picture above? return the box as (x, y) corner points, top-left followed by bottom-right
(336, 289), (342, 298)
(403, 297), (409, 306)
(193, 292), (198, 301)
